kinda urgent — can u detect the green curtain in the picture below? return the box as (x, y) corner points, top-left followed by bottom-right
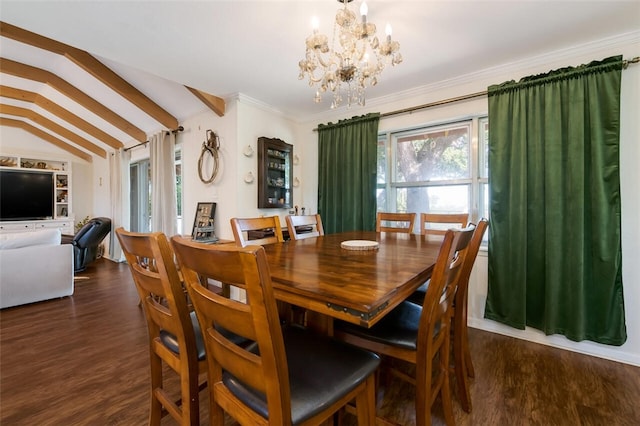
(317, 113), (380, 234)
(485, 56), (626, 345)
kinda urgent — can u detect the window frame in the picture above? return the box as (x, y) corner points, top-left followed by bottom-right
(377, 116), (488, 230)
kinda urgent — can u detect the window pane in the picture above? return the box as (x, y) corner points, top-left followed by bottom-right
(130, 159), (151, 233)
(479, 118), (489, 178)
(480, 183), (489, 219)
(377, 139), (386, 184)
(395, 124), (470, 183)
(398, 185), (470, 216)
(481, 182), (489, 243)
(376, 188), (386, 212)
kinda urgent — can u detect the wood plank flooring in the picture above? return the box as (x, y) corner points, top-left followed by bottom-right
(1, 258), (639, 425)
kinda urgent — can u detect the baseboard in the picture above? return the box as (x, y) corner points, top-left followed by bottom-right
(468, 317), (640, 367)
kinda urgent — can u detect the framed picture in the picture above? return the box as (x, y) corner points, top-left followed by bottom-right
(191, 202), (218, 242)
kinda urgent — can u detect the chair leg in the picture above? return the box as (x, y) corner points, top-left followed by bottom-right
(440, 338), (456, 426)
(464, 333), (475, 378)
(180, 371), (200, 425)
(355, 375), (376, 426)
(453, 327), (472, 413)
(461, 304), (475, 378)
(149, 355), (163, 425)
(210, 401), (225, 426)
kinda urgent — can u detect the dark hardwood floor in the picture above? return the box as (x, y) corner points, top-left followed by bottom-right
(1, 258), (639, 425)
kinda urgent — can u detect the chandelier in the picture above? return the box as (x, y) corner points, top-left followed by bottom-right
(298, 0), (402, 109)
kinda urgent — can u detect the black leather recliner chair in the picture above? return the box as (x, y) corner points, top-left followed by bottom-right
(64, 217), (112, 272)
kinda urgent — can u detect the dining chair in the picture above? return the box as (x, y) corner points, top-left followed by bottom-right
(334, 226), (476, 426)
(115, 227), (207, 426)
(376, 212), (417, 234)
(419, 213), (469, 237)
(230, 216), (284, 247)
(408, 218), (488, 413)
(171, 238), (381, 426)
(285, 214), (324, 240)
(231, 215), (294, 320)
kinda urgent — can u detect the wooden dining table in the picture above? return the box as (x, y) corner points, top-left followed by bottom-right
(260, 230), (443, 333)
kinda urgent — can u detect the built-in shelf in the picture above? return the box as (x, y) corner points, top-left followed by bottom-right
(0, 154), (72, 223)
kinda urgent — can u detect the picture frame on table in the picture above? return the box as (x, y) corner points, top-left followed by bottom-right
(191, 202), (218, 243)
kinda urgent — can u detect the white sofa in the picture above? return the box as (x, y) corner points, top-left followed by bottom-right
(0, 228), (74, 309)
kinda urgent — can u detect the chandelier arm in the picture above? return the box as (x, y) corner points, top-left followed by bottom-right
(305, 72), (325, 84)
(315, 54), (335, 69)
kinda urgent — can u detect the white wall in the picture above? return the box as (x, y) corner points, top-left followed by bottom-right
(235, 96), (299, 224)
(297, 35), (640, 366)
(179, 103), (237, 240)
(177, 95), (299, 241)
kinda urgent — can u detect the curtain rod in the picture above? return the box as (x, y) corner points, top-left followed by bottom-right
(314, 56), (640, 130)
(380, 56), (639, 119)
(124, 126), (184, 152)
(380, 91), (487, 119)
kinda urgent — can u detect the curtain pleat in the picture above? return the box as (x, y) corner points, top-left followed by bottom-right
(150, 131), (177, 236)
(318, 113), (380, 234)
(108, 148), (130, 261)
(485, 55), (626, 345)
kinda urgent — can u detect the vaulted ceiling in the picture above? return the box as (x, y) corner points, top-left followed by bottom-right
(0, 21), (224, 162)
(1, 1), (639, 162)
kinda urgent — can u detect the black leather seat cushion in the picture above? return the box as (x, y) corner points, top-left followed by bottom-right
(222, 324), (380, 424)
(159, 311), (206, 360)
(159, 311), (251, 361)
(335, 299), (441, 351)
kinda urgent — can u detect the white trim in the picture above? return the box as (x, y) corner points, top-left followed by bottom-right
(469, 318), (640, 367)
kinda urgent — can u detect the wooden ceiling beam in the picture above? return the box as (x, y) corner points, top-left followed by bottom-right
(0, 104), (107, 158)
(0, 58), (147, 142)
(0, 85), (124, 150)
(186, 86), (225, 117)
(0, 117), (93, 162)
(1, 21), (179, 129)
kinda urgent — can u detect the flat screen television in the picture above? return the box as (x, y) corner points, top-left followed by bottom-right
(0, 169), (55, 221)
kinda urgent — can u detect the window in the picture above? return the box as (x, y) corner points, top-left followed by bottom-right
(377, 117), (488, 234)
(129, 147), (183, 232)
(130, 158), (150, 232)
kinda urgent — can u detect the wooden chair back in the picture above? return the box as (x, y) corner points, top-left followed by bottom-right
(171, 239), (378, 425)
(419, 212), (469, 236)
(285, 214), (324, 240)
(333, 225), (475, 426)
(451, 218), (489, 412)
(115, 227), (204, 426)
(415, 224), (475, 424)
(171, 240), (286, 425)
(376, 212), (417, 233)
(230, 216), (284, 247)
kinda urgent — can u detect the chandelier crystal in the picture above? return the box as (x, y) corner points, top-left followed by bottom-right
(298, 0), (402, 109)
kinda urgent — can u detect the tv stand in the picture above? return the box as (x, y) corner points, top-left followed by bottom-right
(0, 219), (74, 234)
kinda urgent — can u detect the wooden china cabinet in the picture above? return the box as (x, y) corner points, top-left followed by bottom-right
(257, 137), (293, 209)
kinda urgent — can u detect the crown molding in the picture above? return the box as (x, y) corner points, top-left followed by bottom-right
(370, 31), (640, 108)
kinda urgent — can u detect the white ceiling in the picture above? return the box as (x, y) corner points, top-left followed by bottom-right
(1, 1), (639, 156)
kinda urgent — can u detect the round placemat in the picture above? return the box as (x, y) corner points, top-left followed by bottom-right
(340, 240), (379, 251)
